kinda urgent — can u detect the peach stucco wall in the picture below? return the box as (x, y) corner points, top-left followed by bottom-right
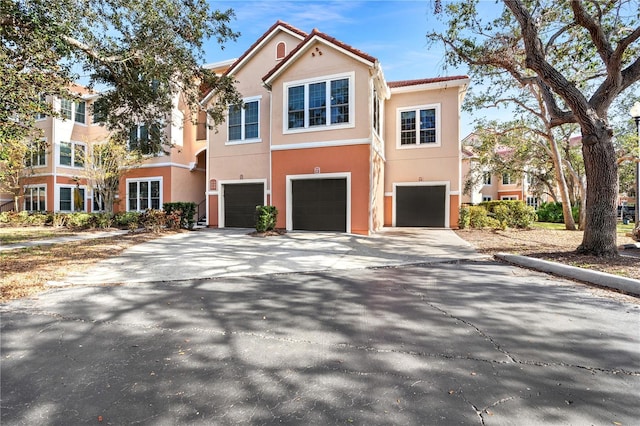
(269, 40), (373, 147)
(383, 86), (461, 194)
(271, 144), (371, 234)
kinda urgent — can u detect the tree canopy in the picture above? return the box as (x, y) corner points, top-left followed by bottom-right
(429, 0), (640, 256)
(1, 0), (242, 147)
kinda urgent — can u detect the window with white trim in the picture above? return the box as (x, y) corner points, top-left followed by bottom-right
(127, 179), (161, 211)
(59, 141), (86, 167)
(502, 173), (512, 185)
(36, 93), (47, 120)
(74, 101), (86, 124)
(501, 195), (518, 201)
(482, 195), (492, 202)
(526, 196), (538, 208)
(60, 98), (73, 120)
(25, 139), (46, 167)
(373, 87), (381, 135)
(228, 99), (259, 142)
(129, 123), (161, 155)
(483, 172), (492, 185)
(285, 74), (352, 131)
(397, 104), (440, 147)
(58, 186), (85, 212)
(24, 186), (46, 211)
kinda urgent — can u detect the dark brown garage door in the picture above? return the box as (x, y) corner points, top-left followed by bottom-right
(396, 185), (446, 227)
(223, 183), (264, 228)
(292, 178), (347, 232)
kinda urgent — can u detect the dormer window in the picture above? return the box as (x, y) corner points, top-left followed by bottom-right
(276, 42), (286, 60)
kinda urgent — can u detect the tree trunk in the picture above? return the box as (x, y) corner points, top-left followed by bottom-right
(547, 135), (576, 230)
(578, 131), (618, 256)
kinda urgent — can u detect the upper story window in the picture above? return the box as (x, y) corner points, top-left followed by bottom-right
(397, 104), (440, 148)
(129, 123), (161, 155)
(75, 101), (86, 124)
(59, 141), (86, 168)
(35, 93), (47, 120)
(59, 98), (87, 124)
(276, 42), (286, 60)
(502, 173), (512, 185)
(228, 98), (260, 143)
(285, 72), (354, 132)
(60, 99), (73, 120)
(25, 139), (46, 167)
(483, 172), (492, 185)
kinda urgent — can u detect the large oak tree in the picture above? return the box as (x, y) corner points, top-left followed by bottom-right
(1, 0), (242, 210)
(430, 0), (640, 256)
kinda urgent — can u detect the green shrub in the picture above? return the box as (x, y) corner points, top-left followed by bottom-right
(67, 212), (93, 229)
(468, 206), (496, 228)
(113, 211), (141, 229)
(536, 202), (579, 223)
(52, 213), (68, 228)
(493, 204), (510, 230)
(90, 213), (114, 229)
(255, 205), (278, 232)
(458, 206), (470, 229)
(479, 200), (537, 229)
(508, 201), (537, 228)
(163, 202), (196, 230)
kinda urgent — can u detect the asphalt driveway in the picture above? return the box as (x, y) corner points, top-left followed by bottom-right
(1, 228), (639, 425)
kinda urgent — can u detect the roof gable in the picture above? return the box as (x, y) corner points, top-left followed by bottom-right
(263, 28), (377, 85)
(225, 20), (307, 77)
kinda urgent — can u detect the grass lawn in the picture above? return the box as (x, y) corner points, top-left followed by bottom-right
(531, 221), (636, 236)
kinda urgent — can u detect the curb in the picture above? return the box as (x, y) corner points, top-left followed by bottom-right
(495, 253), (640, 296)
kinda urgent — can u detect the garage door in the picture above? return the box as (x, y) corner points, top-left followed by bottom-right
(396, 185), (446, 227)
(223, 183), (264, 228)
(292, 178), (347, 232)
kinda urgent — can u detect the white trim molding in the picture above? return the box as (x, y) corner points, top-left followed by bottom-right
(271, 138), (370, 151)
(217, 178), (267, 228)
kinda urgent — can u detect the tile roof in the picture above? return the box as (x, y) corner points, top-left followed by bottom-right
(388, 76), (469, 88)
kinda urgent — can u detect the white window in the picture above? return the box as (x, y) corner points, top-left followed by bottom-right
(526, 196), (538, 208)
(482, 195), (492, 202)
(284, 73), (353, 132)
(25, 139), (46, 167)
(127, 178), (162, 211)
(36, 93), (47, 120)
(60, 98), (73, 120)
(397, 104), (441, 148)
(228, 98), (260, 143)
(129, 124), (161, 155)
(24, 185), (46, 211)
(74, 101), (86, 124)
(58, 185), (86, 212)
(59, 141), (86, 167)
(502, 173), (512, 185)
(483, 172), (492, 185)
(501, 195), (518, 201)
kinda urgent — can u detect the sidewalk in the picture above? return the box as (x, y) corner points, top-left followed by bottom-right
(0, 230), (129, 251)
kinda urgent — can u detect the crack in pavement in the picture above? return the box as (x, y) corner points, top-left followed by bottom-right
(3, 307), (638, 378)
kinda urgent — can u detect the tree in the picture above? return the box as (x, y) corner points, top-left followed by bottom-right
(430, 0), (640, 256)
(1, 0), (242, 207)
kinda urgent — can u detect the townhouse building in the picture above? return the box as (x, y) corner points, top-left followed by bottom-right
(202, 21), (469, 234)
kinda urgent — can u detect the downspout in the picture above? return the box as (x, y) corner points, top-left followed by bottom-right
(205, 111), (210, 226)
(263, 82), (273, 207)
(52, 100), (57, 213)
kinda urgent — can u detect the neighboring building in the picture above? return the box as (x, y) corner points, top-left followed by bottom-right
(8, 84), (207, 215)
(461, 133), (543, 208)
(203, 21), (469, 234)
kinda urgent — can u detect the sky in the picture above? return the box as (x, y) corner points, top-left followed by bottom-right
(202, 0), (480, 136)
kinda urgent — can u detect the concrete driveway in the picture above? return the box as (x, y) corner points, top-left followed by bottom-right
(2, 228), (639, 425)
(63, 228), (481, 285)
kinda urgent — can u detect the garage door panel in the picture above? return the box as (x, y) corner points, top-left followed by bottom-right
(396, 185), (446, 227)
(292, 179), (347, 232)
(224, 183), (264, 228)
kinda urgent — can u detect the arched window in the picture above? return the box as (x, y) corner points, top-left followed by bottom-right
(276, 42), (286, 60)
